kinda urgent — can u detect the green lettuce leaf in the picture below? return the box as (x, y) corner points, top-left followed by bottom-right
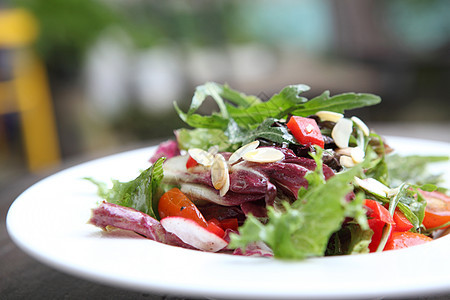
(226, 84), (310, 129)
(85, 157), (165, 219)
(226, 118), (297, 146)
(362, 140), (390, 185)
(175, 128), (233, 152)
(291, 91), (382, 117)
(360, 181), (427, 231)
(395, 185), (427, 229)
(386, 154), (449, 187)
(326, 223), (372, 256)
(174, 82), (260, 129)
(229, 148), (365, 260)
(220, 83), (262, 108)
(175, 82), (382, 150)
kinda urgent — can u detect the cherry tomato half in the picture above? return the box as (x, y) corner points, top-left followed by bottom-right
(384, 231), (432, 251)
(158, 188), (207, 227)
(420, 190), (450, 229)
(392, 208), (414, 232)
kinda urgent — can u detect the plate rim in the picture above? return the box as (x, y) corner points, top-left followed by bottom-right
(6, 136), (450, 299)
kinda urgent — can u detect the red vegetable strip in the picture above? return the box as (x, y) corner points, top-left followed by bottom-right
(365, 199), (395, 252)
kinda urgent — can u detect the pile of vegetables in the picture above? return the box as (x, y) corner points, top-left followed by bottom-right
(87, 82), (450, 260)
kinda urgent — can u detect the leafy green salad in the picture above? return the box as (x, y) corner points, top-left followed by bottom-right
(87, 82), (450, 260)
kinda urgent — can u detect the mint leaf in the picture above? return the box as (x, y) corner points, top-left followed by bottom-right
(85, 157), (165, 219)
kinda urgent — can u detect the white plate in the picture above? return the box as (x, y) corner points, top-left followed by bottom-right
(7, 136), (450, 299)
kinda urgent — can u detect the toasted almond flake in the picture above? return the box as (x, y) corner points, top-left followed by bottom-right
(242, 148), (285, 163)
(219, 169), (230, 196)
(228, 141), (260, 165)
(354, 177), (390, 197)
(188, 148), (214, 167)
(316, 111), (344, 123)
(351, 147), (365, 163)
(340, 155), (355, 168)
(211, 154), (229, 190)
(331, 118), (353, 148)
(336, 147), (352, 156)
(208, 145), (219, 155)
(351, 116), (370, 136)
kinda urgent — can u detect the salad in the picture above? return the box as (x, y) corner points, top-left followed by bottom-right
(87, 82), (450, 260)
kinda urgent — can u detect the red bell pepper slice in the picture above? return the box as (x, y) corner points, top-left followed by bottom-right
(219, 218), (239, 231)
(365, 199), (395, 252)
(206, 219), (225, 238)
(286, 116), (324, 149)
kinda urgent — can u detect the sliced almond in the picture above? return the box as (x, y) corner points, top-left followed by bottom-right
(351, 116), (370, 137)
(340, 155), (355, 168)
(219, 169), (230, 196)
(350, 147), (365, 163)
(316, 111), (344, 123)
(242, 148), (285, 163)
(228, 141), (260, 165)
(188, 148), (214, 167)
(211, 154), (229, 190)
(354, 177), (390, 197)
(335, 147), (352, 157)
(331, 118), (353, 148)
(208, 145), (219, 155)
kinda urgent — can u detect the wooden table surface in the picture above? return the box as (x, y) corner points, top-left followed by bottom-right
(1, 126), (449, 299)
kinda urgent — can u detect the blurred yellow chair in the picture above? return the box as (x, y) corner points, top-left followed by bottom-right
(0, 8), (60, 172)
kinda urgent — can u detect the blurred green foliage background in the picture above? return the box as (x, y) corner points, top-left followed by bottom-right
(1, 0), (449, 179)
